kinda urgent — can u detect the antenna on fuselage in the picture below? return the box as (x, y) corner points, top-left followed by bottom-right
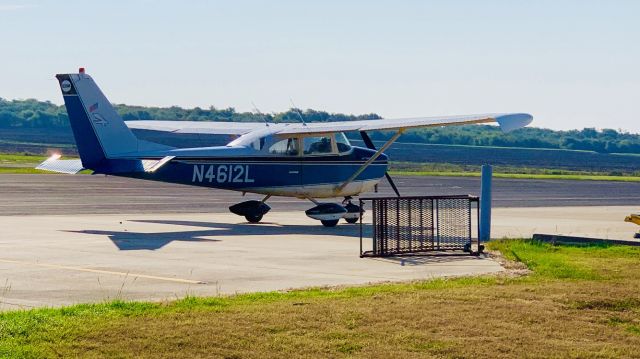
(251, 101), (269, 127)
(289, 99), (307, 127)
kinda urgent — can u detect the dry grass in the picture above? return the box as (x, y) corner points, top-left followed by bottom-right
(2, 240), (640, 358)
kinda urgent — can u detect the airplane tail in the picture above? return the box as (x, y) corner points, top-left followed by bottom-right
(55, 69), (149, 169)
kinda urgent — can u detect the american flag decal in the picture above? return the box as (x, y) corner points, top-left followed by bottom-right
(89, 103), (99, 112)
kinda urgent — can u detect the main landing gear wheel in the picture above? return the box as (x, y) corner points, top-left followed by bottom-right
(245, 214), (263, 223)
(344, 217), (358, 224)
(321, 219), (340, 227)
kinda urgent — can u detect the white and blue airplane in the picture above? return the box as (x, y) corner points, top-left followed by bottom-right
(38, 69), (533, 226)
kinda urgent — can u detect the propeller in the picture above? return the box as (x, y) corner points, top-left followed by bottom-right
(359, 131), (401, 197)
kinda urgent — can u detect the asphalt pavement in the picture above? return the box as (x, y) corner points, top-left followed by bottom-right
(1, 173), (638, 309)
(0, 174), (638, 216)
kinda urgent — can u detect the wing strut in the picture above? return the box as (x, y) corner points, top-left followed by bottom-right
(335, 129), (404, 195)
(359, 131), (401, 197)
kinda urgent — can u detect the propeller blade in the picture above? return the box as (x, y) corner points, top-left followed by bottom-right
(360, 131), (400, 197)
(359, 131), (376, 149)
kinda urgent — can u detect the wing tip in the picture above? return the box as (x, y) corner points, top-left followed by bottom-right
(495, 113), (533, 132)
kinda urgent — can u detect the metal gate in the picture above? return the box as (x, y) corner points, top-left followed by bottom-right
(359, 195), (480, 257)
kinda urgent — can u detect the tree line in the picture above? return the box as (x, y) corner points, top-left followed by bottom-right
(1, 97), (639, 154)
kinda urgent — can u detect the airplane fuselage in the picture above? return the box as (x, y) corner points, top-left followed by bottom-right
(113, 146), (387, 198)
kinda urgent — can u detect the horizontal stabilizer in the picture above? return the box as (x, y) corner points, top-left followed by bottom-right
(36, 154), (85, 174)
(142, 156), (175, 173)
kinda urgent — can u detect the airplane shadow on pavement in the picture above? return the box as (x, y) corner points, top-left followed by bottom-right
(368, 254), (485, 266)
(63, 219), (370, 251)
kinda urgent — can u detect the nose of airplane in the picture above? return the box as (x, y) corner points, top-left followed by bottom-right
(355, 146), (388, 161)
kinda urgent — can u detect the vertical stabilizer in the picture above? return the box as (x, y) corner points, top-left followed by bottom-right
(56, 70), (139, 168)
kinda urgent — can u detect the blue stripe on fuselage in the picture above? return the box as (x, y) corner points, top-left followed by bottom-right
(118, 146), (388, 192)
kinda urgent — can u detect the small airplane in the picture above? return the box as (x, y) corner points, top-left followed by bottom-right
(38, 68), (533, 226)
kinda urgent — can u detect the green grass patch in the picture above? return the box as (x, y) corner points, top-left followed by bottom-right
(2, 240), (640, 357)
(0, 167), (52, 174)
(0, 152), (84, 174)
(389, 161), (640, 181)
(628, 326), (640, 336)
(0, 168), (92, 174)
(390, 170), (640, 182)
(487, 240), (640, 280)
(0, 153), (48, 163)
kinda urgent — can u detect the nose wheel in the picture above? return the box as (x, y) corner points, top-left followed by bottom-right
(320, 219), (340, 227)
(342, 197), (364, 224)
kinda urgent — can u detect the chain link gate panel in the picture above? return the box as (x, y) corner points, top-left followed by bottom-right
(359, 195), (480, 257)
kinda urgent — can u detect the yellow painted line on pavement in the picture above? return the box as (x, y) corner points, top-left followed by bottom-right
(0, 259), (206, 285)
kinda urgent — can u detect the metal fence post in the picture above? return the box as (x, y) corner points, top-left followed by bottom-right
(359, 198), (363, 257)
(480, 164), (492, 242)
(435, 198), (440, 250)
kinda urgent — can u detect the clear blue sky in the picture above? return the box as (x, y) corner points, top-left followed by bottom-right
(1, 0), (639, 132)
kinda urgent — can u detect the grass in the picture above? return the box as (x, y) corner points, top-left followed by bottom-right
(2, 152), (640, 182)
(493, 173), (640, 181)
(390, 170), (640, 182)
(0, 152), (82, 174)
(0, 153), (48, 174)
(1, 240), (640, 358)
(0, 153), (48, 166)
(0, 167), (52, 174)
(389, 161), (640, 181)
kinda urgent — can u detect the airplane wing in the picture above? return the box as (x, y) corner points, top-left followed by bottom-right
(125, 120), (267, 135)
(275, 113), (532, 135)
(125, 113), (532, 136)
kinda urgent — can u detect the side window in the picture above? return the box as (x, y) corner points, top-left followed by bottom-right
(269, 138), (299, 156)
(303, 136), (333, 155)
(335, 132), (352, 153)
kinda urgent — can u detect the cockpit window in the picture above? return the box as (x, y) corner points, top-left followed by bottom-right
(269, 138), (299, 156)
(303, 136), (333, 155)
(335, 132), (352, 153)
(251, 137), (265, 151)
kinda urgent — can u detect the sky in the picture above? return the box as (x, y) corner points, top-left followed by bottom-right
(1, 0), (639, 132)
